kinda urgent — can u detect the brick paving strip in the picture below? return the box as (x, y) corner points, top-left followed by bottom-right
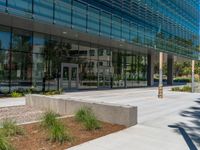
(0, 106), (44, 124)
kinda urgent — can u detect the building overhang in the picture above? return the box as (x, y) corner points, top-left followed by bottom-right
(0, 12), (198, 60)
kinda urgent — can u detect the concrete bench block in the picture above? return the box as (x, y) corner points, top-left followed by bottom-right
(26, 94), (137, 127)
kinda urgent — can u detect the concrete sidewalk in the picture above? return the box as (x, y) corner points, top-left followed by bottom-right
(0, 87), (199, 149)
(64, 88), (200, 150)
(0, 97), (25, 108)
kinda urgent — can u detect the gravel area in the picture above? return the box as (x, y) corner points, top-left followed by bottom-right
(0, 106), (44, 124)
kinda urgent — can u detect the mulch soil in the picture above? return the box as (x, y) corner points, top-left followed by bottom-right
(10, 117), (126, 150)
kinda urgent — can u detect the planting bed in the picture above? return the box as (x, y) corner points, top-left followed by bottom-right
(10, 117), (125, 150)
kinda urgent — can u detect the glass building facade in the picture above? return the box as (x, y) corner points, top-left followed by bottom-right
(0, 0), (199, 92)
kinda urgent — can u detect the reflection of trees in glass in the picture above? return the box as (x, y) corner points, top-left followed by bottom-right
(155, 32), (197, 58)
(137, 56), (147, 81)
(43, 40), (72, 80)
(12, 35), (32, 80)
(0, 52), (7, 81)
(154, 61), (200, 78)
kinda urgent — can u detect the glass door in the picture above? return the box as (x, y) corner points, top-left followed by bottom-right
(62, 66), (70, 90)
(61, 63), (79, 91)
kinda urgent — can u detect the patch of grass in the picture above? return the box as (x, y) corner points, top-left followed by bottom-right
(182, 86), (192, 92)
(49, 122), (72, 144)
(1, 119), (24, 137)
(171, 87), (181, 91)
(43, 90), (62, 96)
(0, 134), (14, 150)
(84, 115), (101, 131)
(171, 86), (192, 92)
(41, 111), (60, 128)
(75, 107), (101, 131)
(41, 111), (72, 144)
(10, 91), (23, 98)
(75, 107), (92, 122)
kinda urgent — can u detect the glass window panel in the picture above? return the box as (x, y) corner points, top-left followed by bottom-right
(125, 51), (133, 87)
(32, 33), (48, 91)
(72, 1), (87, 31)
(0, 26), (11, 50)
(32, 53), (44, 91)
(112, 49), (125, 88)
(33, 33), (47, 54)
(79, 44), (98, 89)
(8, 0), (32, 17)
(87, 6), (100, 34)
(0, 50), (10, 93)
(11, 52), (32, 91)
(112, 16), (121, 39)
(122, 20), (130, 42)
(0, 0), (6, 12)
(34, 0), (53, 22)
(55, 0), (71, 27)
(130, 23), (138, 43)
(100, 11), (111, 37)
(12, 29), (32, 52)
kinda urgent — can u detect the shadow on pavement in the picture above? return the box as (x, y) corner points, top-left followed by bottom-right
(169, 99), (200, 150)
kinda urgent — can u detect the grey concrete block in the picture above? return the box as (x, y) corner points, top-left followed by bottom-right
(26, 94), (137, 127)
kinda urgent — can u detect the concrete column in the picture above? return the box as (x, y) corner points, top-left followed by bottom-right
(192, 60), (195, 93)
(167, 55), (174, 85)
(147, 53), (154, 86)
(159, 52), (163, 86)
(158, 52), (163, 99)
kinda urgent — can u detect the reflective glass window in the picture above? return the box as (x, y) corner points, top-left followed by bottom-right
(55, 0), (71, 27)
(87, 6), (100, 34)
(12, 29), (32, 52)
(0, 26), (11, 50)
(0, 0), (6, 12)
(10, 51), (32, 91)
(122, 20), (130, 42)
(100, 11), (111, 37)
(8, 0), (32, 17)
(0, 51), (10, 93)
(72, 1), (87, 31)
(79, 44), (98, 89)
(112, 16), (121, 39)
(34, 0), (53, 22)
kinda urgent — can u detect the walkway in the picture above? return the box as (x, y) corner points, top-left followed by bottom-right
(0, 97), (25, 108)
(54, 87), (200, 150)
(1, 87), (199, 149)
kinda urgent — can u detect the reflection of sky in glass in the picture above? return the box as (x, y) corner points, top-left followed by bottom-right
(0, 0), (199, 59)
(0, 31), (10, 50)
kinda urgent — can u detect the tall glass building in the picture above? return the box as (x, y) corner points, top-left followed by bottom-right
(0, 0), (199, 92)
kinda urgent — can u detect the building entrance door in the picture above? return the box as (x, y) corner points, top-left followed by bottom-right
(61, 63), (79, 91)
(98, 67), (111, 88)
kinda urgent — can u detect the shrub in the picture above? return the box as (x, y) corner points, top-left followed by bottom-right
(75, 107), (101, 131)
(182, 86), (192, 92)
(49, 122), (72, 144)
(10, 91), (23, 98)
(171, 86), (191, 92)
(84, 115), (101, 131)
(75, 107), (92, 122)
(44, 90), (62, 96)
(41, 111), (59, 128)
(171, 87), (180, 91)
(1, 119), (24, 137)
(0, 134), (14, 150)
